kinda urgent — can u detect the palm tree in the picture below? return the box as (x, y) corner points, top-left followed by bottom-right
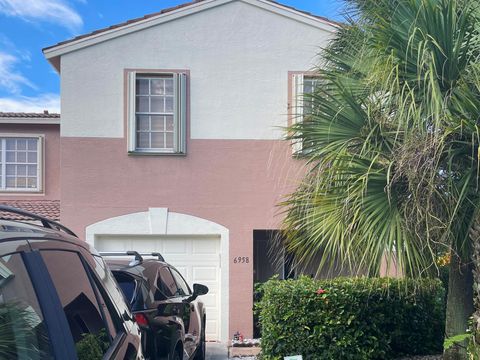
(282, 0), (480, 359)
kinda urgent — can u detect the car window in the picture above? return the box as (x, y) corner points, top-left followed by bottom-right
(156, 267), (178, 299)
(40, 250), (115, 359)
(170, 267), (191, 296)
(92, 256), (134, 321)
(0, 253), (54, 359)
(113, 272), (136, 303)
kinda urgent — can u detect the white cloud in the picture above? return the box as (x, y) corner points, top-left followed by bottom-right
(0, 94), (60, 113)
(0, 52), (35, 94)
(0, 0), (83, 32)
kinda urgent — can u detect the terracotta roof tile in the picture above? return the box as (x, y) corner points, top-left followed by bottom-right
(43, 0), (340, 52)
(0, 112), (60, 119)
(0, 200), (60, 221)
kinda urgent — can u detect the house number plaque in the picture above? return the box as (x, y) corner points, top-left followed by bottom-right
(233, 257), (250, 264)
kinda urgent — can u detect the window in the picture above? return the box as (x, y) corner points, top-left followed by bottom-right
(0, 254), (54, 359)
(127, 71), (187, 154)
(92, 255), (134, 320)
(40, 251), (119, 359)
(0, 136), (42, 191)
(170, 267), (191, 296)
(155, 267), (178, 299)
(291, 74), (320, 154)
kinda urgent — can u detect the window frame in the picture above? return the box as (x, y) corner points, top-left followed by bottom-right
(0, 134), (44, 193)
(289, 72), (321, 155)
(126, 69), (188, 156)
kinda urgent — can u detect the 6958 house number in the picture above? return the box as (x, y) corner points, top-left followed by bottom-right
(233, 256), (250, 264)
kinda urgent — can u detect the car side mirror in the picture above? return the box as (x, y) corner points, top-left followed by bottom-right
(184, 284), (209, 303)
(193, 283), (209, 296)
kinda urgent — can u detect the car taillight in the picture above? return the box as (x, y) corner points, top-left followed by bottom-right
(134, 313), (149, 328)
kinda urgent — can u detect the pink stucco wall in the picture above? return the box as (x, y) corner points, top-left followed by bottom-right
(60, 137), (305, 338)
(0, 124), (60, 200)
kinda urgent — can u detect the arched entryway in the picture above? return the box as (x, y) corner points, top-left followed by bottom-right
(85, 208), (229, 342)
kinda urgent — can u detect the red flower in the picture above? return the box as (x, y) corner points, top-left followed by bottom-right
(316, 288), (327, 295)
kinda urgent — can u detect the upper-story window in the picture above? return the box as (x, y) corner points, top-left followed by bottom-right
(291, 73), (320, 154)
(127, 71), (187, 155)
(0, 136), (42, 192)
(302, 76), (320, 115)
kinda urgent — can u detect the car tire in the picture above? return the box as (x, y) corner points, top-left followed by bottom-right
(194, 317), (206, 360)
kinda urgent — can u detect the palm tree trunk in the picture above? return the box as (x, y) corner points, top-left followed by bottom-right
(444, 249), (474, 360)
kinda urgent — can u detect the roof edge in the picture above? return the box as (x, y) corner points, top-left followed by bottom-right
(0, 117), (60, 125)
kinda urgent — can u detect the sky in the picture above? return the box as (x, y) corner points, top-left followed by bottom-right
(0, 0), (345, 113)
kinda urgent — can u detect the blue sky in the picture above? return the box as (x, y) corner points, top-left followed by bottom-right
(0, 0), (344, 113)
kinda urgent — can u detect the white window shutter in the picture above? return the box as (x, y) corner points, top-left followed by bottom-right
(292, 73), (304, 154)
(174, 73), (187, 154)
(127, 71), (137, 152)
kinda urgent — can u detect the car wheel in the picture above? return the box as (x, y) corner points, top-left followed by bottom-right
(194, 318), (206, 360)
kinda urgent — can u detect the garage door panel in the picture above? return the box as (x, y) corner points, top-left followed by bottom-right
(205, 319), (217, 341)
(193, 267), (217, 282)
(98, 239), (131, 251)
(95, 235), (221, 341)
(132, 239), (156, 252)
(192, 239), (219, 254)
(201, 293), (217, 307)
(163, 241), (188, 255)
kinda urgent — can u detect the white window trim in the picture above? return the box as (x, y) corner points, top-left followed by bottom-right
(291, 73), (304, 154)
(0, 134), (44, 193)
(291, 73), (320, 155)
(127, 71), (187, 155)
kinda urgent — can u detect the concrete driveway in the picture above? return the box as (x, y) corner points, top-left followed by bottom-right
(206, 343), (228, 360)
(206, 342), (258, 360)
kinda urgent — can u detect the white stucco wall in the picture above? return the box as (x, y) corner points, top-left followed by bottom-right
(60, 0), (334, 139)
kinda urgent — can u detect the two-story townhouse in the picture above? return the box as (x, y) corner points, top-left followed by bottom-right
(42, 0), (338, 341)
(0, 112), (61, 221)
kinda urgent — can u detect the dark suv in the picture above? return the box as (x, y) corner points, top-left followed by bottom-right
(103, 252), (208, 360)
(0, 206), (143, 360)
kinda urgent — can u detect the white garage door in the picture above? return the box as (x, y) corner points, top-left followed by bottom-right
(95, 234), (221, 341)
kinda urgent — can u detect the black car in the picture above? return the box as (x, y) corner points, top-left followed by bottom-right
(0, 206), (144, 360)
(103, 252), (208, 360)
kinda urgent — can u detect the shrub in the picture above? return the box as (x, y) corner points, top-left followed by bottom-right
(256, 276), (445, 360)
(76, 329), (110, 360)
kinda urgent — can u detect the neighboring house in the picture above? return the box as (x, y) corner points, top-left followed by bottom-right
(0, 112), (60, 221)
(39, 0), (338, 342)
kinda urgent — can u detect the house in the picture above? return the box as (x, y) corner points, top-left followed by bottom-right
(35, 0), (337, 342)
(0, 112), (61, 221)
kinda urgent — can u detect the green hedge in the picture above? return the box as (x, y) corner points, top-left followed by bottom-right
(256, 276), (445, 360)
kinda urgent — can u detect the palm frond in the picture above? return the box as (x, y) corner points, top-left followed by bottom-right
(282, 0), (480, 277)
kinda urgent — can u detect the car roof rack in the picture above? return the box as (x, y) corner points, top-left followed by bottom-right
(100, 251), (165, 263)
(99, 251), (143, 266)
(151, 252), (165, 261)
(0, 205), (78, 238)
